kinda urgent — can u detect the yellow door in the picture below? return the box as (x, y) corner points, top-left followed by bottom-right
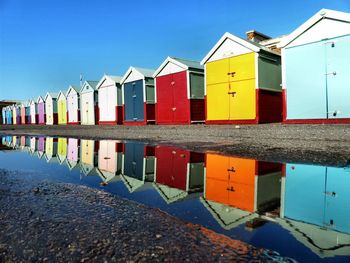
(206, 58), (230, 85)
(45, 137), (53, 157)
(58, 100), (67, 124)
(206, 52), (256, 121)
(228, 80), (256, 120)
(206, 83), (230, 120)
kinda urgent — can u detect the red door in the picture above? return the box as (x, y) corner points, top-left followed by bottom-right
(155, 146), (189, 190)
(172, 71), (189, 123)
(156, 71), (189, 124)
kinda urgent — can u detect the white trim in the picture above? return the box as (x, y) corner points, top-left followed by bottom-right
(142, 79), (146, 103)
(120, 67), (133, 85)
(185, 163), (190, 192)
(186, 71), (190, 99)
(153, 57), (189, 78)
(278, 9), (350, 48)
(154, 78), (157, 103)
(255, 53), (259, 90)
(281, 48), (287, 90)
(204, 64), (207, 96)
(280, 176), (286, 218)
(66, 85), (79, 97)
(200, 32), (261, 65)
(153, 157), (157, 182)
(253, 175), (258, 212)
(57, 90), (66, 101)
(142, 157), (146, 181)
(121, 83), (125, 105)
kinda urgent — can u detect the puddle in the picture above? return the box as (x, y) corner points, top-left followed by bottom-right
(1, 134), (350, 262)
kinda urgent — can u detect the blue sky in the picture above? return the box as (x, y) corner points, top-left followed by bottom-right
(0, 0), (349, 100)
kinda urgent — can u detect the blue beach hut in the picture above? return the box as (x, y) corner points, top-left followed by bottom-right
(279, 9), (350, 123)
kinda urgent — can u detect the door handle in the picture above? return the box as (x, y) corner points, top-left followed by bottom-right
(226, 186), (235, 192)
(227, 92), (236, 97)
(172, 107), (176, 111)
(227, 72), (236, 77)
(325, 72), (337, 76)
(227, 167), (235, 172)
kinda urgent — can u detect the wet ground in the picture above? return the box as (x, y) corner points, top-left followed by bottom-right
(0, 169), (293, 262)
(1, 124), (350, 166)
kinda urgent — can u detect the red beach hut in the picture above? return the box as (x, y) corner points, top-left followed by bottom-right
(153, 57), (205, 124)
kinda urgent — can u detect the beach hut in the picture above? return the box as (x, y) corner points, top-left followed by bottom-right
(66, 138), (80, 170)
(96, 75), (123, 125)
(153, 146), (204, 203)
(25, 102), (31, 124)
(29, 136), (37, 155)
(57, 91), (67, 125)
(279, 9), (350, 123)
(153, 57), (205, 124)
(6, 106), (12, 125)
(37, 96), (46, 125)
(45, 92), (58, 125)
(121, 143), (155, 192)
(57, 137), (68, 164)
(205, 153), (282, 213)
(279, 163), (350, 257)
(1, 107), (6, 124)
(16, 105), (21, 124)
(11, 105), (17, 125)
(201, 32), (282, 124)
(80, 139), (99, 175)
(121, 67), (156, 125)
(36, 137), (45, 159)
(66, 85), (80, 125)
(80, 81), (99, 125)
(30, 99), (37, 124)
(20, 102), (26, 124)
(97, 140), (124, 184)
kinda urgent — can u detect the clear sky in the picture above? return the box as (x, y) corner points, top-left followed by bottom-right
(0, 0), (349, 100)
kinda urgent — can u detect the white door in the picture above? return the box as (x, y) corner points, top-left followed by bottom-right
(99, 88), (108, 122)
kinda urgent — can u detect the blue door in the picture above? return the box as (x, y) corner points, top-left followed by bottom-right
(124, 143), (144, 180)
(285, 42), (327, 119)
(124, 80), (144, 122)
(326, 35), (350, 119)
(7, 110), (12, 124)
(325, 167), (350, 234)
(284, 164), (326, 226)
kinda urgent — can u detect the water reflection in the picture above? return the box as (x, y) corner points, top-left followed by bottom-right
(1, 135), (350, 261)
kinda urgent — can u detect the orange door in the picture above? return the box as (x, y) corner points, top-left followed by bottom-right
(205, 154), (256, 212)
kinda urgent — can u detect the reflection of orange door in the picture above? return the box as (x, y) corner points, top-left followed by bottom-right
(205, 154), (255, 212)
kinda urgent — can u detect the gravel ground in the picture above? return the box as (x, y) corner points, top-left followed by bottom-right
(1, 124), (350, 166)
(0, 169), (295, 262)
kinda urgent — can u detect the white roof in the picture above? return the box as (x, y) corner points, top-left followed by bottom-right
(201, 32), (278, 65)
(278, 9), (350, 48)
(57, 90), (66, 100)
(96, 74), (122, 89)
(120, 66), (155, 84)
(66, 85), (80, 96)
(153, 57), (203, 78)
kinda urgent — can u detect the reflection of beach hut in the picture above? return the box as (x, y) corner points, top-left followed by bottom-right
(66, 138), (80, 170)
(97, 140), (123, 183)
(29, 136), (37, 154)
(44, 137), (58, 163)
(11, 105), (17, 125)
(67, 85), (80, 125)
(201, 32), (282, 124)
(121, 67), (156, 125)
(45, 92), (58, 125)
(37, 96), (46, 125)
(153, 146), (205, 203)
(30, 99), (37, 124)
(1, 107), (5, 124)
(5, 106), (12, 125)
(25, 102), (31, 124)
(279, 9), (350, 123)
(36, 137), (45, 158)
(205, 154), (282, 213)
(57, 137), (67, 164)
(97, 75), (123, 125)
(57, 91), (67, 125)
(153, 57), (205, 124)
(121, 143), (155, 192)
(80, 139), (99, 175)
(80, 81), (99, 125)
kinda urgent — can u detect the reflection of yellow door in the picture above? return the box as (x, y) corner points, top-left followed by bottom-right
(205, 153), (256, 212)
(206, 53), (256, 121)
(81, 139), (94, 165)
(45, 137), (53, 156)
(57, 138), (67, 162)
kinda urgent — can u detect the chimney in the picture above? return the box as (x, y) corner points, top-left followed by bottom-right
(246, 30), (271, 43)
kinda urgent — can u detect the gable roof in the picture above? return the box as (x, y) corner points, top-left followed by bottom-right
(120, 67), (155, 84)
(66, 85), (80, 96)
(153, 57), (203, 78)
(96, 74), (123, 89)
(279, 9), (350, 48)
(37, 95), (45, 103)
(201, 32), (279, 65)
(45, 92), (58, 101)
(80, 80), (99, 93)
